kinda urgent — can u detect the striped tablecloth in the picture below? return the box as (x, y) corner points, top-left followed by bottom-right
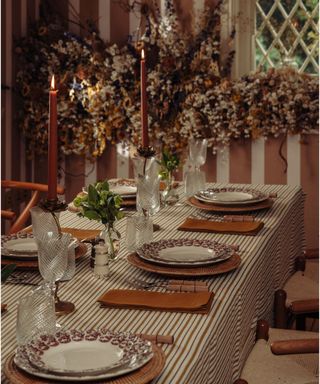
(1, 183), (305, 384)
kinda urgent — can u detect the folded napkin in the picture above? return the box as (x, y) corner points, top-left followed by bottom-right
(60, 228), (101, 241)
(178, 217), (264, 235)
(23, 226), (101, 241)
(159, 181), (179, 191)
(169, 279), (207, 287)
(168, 279), (208, 287)
(167, 284), (209, 292)
(138, 333), (174, 345)
(97, 289), (214, 314)
(223, 215), (254, 222)
(165, 279), (209, 292)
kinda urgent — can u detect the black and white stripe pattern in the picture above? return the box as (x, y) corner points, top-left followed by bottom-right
(1, 183), (304, 384)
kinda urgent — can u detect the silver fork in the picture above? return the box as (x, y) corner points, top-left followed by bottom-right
(189, 212), (222, 221)
(128, 277), (167, 290)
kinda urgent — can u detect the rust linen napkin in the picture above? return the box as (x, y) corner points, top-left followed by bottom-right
(97, 289), (214, 314)
(23, 226), (100, 241)
(178, 218), (264, 235)
(60, 228), (100, 241)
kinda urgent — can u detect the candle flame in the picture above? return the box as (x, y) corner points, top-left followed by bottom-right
(141, 49), (145, 60)
(50, 75), (56, 90)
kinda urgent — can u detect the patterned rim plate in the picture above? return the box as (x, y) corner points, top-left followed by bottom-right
(1, 234), (79, 260)
(194, 188), (268, 206)
(1, 233), (38, 259)
(137, 239), (234, 266)
(15, 329), (153, 381)
(109, 179), (136, 199)
(82, 179), (136, 199)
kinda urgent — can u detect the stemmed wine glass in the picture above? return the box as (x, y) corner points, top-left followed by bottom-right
(131, 155), (160, 244)
(36, 232), (75, 315)
(189, 138), (208, 172)
(134, 156), (161, 217)
(54, 239), (77, 315)
(185, 138), (208, 197)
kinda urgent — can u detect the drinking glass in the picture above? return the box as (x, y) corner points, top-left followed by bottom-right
(36, 232), (74, 315)
(185, 138), (207, 196)
(36, 232), (70, 286)
(54, 239), (77, 315)
(30, 206), (61, 237)
(189, 138), (208, 171)
(126, 216), (153, 252)
(133, 156), (160, 216)
(185, 170), (206, 197)
(16, 285), (56, 345)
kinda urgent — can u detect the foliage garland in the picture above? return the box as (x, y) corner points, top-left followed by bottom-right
(15, 0), (318, 161)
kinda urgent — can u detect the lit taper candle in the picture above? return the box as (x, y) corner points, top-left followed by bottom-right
(48, 75), (58, 201)
(140, 49), (149, 147)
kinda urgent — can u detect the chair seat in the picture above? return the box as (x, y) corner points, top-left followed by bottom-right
(241, 328), (319, 384)
(284, 260), (319, 305)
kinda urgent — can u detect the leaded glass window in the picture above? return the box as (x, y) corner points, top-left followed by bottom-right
(255, 0), (319, 74)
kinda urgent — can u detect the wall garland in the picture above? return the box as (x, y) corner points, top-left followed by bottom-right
(15, 0), (318, 161)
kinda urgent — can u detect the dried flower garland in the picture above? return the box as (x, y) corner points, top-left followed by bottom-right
(15, 0), (318, 161)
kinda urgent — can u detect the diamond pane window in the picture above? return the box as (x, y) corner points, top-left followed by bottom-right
(255, 0), (319, 74)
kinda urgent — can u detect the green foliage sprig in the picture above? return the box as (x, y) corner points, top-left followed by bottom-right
(73, 180), (124, 227)
(159, 149), (180, 180)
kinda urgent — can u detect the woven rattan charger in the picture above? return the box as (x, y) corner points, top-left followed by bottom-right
(187, 196), (274, 212)
(127, 252), (241, 277)
(4, 344), (165, 384)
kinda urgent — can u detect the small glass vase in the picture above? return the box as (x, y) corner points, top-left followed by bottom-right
(161, 171), (179, 206)
(99, 224), (121, 261)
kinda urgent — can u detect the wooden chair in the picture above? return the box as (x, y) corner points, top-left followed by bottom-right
(234, 320), (319, 384)
(274, 250), (319, 330)
(1, 180), (65, 235)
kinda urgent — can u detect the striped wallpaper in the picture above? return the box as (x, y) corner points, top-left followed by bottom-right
(1, 0), (318, 248)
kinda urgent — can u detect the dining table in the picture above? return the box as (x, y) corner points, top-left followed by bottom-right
(1, 182), (305, 384)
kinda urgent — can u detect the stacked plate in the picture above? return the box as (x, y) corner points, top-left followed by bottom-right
(136, 239), (235, 267)
(194, 187), (269, 206)
(14, 329), (153, 382)
(1, 233), (38, 261)
(75, 179), (137, 209)
(109, 179), (137, 203)
(1, 233), (82, 268)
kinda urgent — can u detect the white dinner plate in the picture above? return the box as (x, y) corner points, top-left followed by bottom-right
(16, 329), (153, 381)
(137, 239), (234, 266)
(1, 234), (38, 259)
(82, 180), (137, 199)
(110, 185), (137, 197)
(195, 188), (268, 206)
(1, 234), (79, 260)
(109, 179), (137, 198)
(3, 238), (38, 254)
